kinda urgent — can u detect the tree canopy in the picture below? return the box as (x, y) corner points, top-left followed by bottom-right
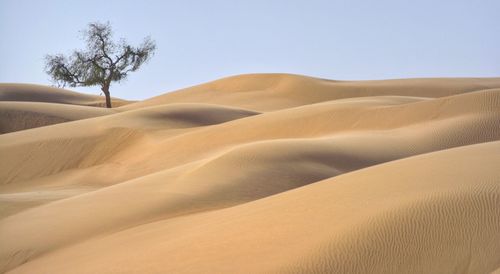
(45, 22), (156, 107)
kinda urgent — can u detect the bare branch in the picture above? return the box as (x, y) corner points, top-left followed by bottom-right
(44, 21), (156, 107)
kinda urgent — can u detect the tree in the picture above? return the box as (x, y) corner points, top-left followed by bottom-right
(45, 22), (156, 108)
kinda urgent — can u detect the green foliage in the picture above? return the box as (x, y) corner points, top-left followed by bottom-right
(45, 22), (156, 91)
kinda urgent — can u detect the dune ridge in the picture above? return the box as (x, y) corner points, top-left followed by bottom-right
(0, 84), (134, 133)
(0, 83), (132, 107)
(124, 73), (500, 111)
(4, 141), (500, 273)
(0, 102), (113, 134)
(0, 74), (499, 273)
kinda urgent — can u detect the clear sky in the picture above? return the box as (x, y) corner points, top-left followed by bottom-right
(1, 0), (499, 100)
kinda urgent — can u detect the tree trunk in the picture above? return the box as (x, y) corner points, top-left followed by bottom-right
(101, 86), (112, 108)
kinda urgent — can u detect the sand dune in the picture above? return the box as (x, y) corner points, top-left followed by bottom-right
(0, 102), (113, 134)
(8, 141), (500, 274)
(0, 83), (132, 107)
(124, 73), (500, 111)
(0, 74), (499, 273)
(0, 84), (134, 133)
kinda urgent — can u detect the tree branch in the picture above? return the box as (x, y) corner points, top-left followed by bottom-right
(59, 63), (85, 85)
(45, 21), (155, 92)
(94, 30), (114, 66)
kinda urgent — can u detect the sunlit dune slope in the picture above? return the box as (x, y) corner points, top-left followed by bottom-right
(123, 73), (500, 111)
(6, 141), (500, 274)
(0, 74), (499, 273)
(3, 75), (500, 132)
(1, 89), (498, 190)
(0, 103), (259, 188)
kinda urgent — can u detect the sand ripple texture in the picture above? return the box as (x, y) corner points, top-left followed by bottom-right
(1, 74), (500, 273)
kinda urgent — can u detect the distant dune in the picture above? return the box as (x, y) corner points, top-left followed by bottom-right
(0, 83), (133, 107)
(0, 84), (133, 133)
(124, 74), (500, 111)
(0, 102), (114, 134)
(1, 74), (499, 273)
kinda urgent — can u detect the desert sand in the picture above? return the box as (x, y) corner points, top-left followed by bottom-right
(0, 73), (499, 273)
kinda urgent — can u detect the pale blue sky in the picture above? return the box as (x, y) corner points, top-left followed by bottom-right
(1, 0), (499, 99)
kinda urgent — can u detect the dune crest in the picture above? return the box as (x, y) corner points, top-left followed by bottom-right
(1, 74), (499, 273)
(0, 83), (132, 107)
(124, 73), (500, 111)
(0, 84), (135, 133)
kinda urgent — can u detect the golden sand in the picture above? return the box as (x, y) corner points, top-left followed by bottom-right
(1, 74), (499, 273)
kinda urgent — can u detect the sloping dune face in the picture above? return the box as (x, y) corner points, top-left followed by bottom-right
(0, 102), (113, 134)
(123, 73), (500, 111)
(0, 84), (133, 133)
(0, 74), (500, 273)
(0, 84), (132, 107)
